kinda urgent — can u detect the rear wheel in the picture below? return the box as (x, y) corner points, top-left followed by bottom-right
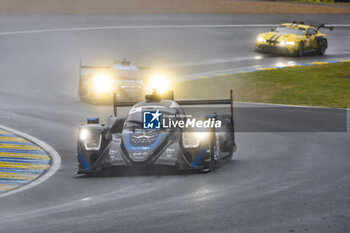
(318, 39), (327, 55)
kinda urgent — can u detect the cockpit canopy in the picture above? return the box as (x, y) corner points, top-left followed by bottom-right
(123, 103), (183, 131)
(275, 26), (305, 35)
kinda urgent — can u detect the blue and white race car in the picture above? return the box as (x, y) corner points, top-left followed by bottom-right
(77, 90), (236, 174)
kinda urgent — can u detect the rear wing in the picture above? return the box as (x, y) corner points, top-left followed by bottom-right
(292, 21), (334, 31)
(306, 23), (334, 31)
(112, 90), (235, 127)
(80, 65), (110, 70)
(177, 90), (234, 127)
(315, 24), (334, 31)
(138, 66), (150, 70)
(79, 60), (110, 76)
(78, 60), (111, 96)
(79, 60), (149, 77)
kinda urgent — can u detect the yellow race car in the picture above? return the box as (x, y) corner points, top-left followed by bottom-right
(255, 22), (334, 56)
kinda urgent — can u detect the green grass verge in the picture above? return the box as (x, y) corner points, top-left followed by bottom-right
(174, 62), (350, 108)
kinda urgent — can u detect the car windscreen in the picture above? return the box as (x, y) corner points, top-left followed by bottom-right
(275, 26), (305, 35)
(114, 69), (141, 80)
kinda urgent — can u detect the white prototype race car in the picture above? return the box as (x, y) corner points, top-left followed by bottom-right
(78, 58), (150, 104)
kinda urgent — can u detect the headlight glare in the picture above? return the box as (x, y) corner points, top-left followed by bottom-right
(80, 129), (88, 141)
(92, 74), (112, 94)
(80, 129), (102, 151)
(182, 132), (210, 149)
(147, 73), (171, 94)
(257, 37), (266, 43)
(280, 41), (295, 46)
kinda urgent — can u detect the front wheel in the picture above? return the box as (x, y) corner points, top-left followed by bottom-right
(200, 133), (216, 173)
(296, 42), (304, 57)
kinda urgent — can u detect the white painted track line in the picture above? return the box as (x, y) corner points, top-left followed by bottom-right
(0, 24), (348, 36)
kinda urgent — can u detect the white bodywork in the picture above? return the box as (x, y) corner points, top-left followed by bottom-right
(79, 61), (146, 103)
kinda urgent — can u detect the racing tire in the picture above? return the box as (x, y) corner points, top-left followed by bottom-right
(296, 42), (304, 57)
(80, 95), (94, 104)
(79, 96), (87, 103)
(200, 132), (216, 173)
(318, 39), (327, 55)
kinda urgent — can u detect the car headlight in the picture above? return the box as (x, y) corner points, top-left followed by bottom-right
(182, 132), (210, 149)
(79, 129), (102, 151)
(92, 74), (112, 94)
(257, 37), (266, 43)
(280, 41), (295, 46)
(147, 73), (171, 94)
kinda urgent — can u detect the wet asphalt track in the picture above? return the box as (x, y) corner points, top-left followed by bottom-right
(0, 14), (349, 233)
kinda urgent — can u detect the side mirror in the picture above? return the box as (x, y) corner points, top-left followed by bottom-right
(329, 26), (334, 31)
(87, 117), (99, 124)
(161, 90), (174, 100)
(145, 89), (162, 102)
(270, 29), (275, 32)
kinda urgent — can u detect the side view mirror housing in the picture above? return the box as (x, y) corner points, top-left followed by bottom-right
(87, 117), (99, 124)
(270, 29), (275, 32)
(329, 26), (334, 31)
(161, 90), (174, 100)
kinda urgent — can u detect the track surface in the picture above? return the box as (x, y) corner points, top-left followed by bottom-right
(0, 14), (349, 233)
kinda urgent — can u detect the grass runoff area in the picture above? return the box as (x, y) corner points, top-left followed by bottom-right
(174, 62), (350, 108)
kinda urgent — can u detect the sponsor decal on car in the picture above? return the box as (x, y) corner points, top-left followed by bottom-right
(143, 109), (222, 129)
(143, 110), (162, 129)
